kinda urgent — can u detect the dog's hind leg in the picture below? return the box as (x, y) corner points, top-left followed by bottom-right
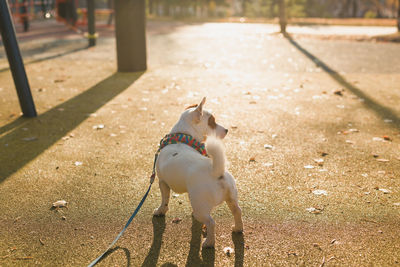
(226, 197), (243, 233)
(201, 215), (215, 248)
(193, 213), (215, 248)
(190, 196), (215, 248)
(223, 173), (243, 233)
(153, 180), (170, 216)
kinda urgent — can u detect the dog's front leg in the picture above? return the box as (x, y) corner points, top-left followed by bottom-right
(153, 180), (170, 216)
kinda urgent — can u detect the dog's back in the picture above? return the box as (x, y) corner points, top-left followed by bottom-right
(156, 143), (212, 193)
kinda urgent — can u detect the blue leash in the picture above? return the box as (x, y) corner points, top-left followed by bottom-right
(88, 154), (158, 267)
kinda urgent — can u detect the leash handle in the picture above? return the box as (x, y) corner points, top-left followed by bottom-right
(88, 183), (153, 267)
(88, 152), (159, 267)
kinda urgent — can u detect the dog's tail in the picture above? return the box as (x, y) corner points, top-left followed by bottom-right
(206, 137), (226, 178)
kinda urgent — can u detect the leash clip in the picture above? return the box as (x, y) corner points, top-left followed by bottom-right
(150, 173), (156, 184)
(150, 152), (159, 184)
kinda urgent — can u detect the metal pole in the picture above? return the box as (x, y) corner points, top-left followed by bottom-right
(87, 0), (96, 47)
(114, 0), (147, 72)
(0, 0), (37, 117)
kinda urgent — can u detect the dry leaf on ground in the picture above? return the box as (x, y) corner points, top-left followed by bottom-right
(264, 144), (274, 149)
(172, 218), (182, 224)
(313, 189), (328, 196)
(52, 200), (68, 209)
(378, 188), (391, 194)
(306, 207), (323, 214)
(223, 247), (234, 256)
(93, 124), (105, 130)
(383, 135), (392, 141)
(376, 158), (389, 162)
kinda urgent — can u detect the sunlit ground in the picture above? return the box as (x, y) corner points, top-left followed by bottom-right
(0, 20), (399, 266)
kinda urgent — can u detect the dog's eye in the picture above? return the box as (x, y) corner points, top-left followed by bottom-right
(208, 115), (217, 129)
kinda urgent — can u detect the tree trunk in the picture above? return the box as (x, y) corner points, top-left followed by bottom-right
(148, 0), (153, 15)
(352, 0), (358, 17)
(114, 0), (147, 72)
(164, 0), (170, 16)
(340, 0), (351, 18)
(279, 0), (287, 33)
(194, 0), (198, 18)
(397, 0), (400, 32)
(269, 0), (276, 18)
(242, 0), (247, 16)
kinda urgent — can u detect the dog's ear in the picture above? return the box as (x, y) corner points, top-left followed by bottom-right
(193, 97), (206, 123)
(197, 97), (206, 112)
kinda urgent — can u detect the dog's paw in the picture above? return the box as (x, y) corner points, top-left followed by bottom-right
(202, 239), (215, 248)
(153, 207), (167, 216)
(232, 225), (243, 233)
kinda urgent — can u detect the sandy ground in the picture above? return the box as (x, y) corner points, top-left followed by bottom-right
(0, 20), (400, 266)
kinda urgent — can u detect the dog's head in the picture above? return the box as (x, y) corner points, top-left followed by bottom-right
(175, 97), (228, 141)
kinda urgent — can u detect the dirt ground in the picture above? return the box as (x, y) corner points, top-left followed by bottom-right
(0, 20), (399, 266)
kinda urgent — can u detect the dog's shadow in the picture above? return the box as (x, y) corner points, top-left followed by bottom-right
(92, 216), (166, 267)
(141, 216), (167, 267)
(185, 216), (215, 267)
(185, 216), (245, 267)
(232, 231), (245, 267)
(142, 216), (244, 267)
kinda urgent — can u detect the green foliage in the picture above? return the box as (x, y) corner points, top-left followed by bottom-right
(146, 0), (399, 19)
(286, 0), (307, 18)
(364, 10), (377, 19)
(243, 0), (277, 18)
(242, 0), (306, 18)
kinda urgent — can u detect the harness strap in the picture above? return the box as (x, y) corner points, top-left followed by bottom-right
(159, 133), (208, 157)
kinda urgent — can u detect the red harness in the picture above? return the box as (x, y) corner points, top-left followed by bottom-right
(158, 133), (208, 157)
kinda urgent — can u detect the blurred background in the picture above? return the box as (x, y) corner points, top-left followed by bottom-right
(6, 0), (400, 30)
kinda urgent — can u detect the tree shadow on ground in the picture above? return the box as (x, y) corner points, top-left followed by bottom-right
(0, 116), (26, 136)
(0, 72), (142, 182)
(0, 43), (88, 73)
(284, 33), (400, 129)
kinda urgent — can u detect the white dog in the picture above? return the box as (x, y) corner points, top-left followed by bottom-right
(154, 97), (243, 248)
